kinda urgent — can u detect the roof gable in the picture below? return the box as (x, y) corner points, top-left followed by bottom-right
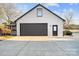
(14, 4), (65, 23)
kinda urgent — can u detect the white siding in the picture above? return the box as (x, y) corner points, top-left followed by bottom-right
(16, 6), (64, 36)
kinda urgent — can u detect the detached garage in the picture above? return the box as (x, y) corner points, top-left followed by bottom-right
(14, 4), (65, 36)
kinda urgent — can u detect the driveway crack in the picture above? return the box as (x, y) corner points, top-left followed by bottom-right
(15, 41), (30, 56)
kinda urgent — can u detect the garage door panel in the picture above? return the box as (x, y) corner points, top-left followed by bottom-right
(20, 23), (48, 36)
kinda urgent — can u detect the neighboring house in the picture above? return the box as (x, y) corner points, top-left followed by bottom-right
(13, 4), (65, 36)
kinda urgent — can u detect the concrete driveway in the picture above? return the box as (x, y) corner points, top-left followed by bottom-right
(0, 40), (79, 56)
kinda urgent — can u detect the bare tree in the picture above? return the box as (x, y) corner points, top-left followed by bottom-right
(64, 11), (74, 30)
(0, 3), (21, 25)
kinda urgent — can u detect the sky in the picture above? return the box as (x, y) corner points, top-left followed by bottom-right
(16, 3), (79, 25)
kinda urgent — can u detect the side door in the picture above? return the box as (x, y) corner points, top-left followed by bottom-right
(52, 25), (58, 36)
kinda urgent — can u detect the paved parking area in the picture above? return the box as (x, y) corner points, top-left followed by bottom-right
(0, 40), (79, 56)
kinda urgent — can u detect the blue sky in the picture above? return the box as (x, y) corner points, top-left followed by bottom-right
(16, 3), (79, 24)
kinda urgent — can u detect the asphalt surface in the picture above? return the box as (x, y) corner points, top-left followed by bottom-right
(0, 40), (79, 56)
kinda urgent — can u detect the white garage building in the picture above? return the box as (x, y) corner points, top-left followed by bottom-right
(14, 4), (65, 36)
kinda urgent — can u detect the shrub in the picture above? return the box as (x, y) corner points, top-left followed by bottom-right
(63, 30), (72, 36)
(2, 28), (11, 35)
(0, 24), (11, 36)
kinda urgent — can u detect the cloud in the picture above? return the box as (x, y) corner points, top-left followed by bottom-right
(46, 3), (59, 7)
(72, 19), (79, 25)
(42, 3), (60, 8)
(69, 3), (78, 6)
(69, 8), (73, 12)
(62, 8), (75, 17)
(63, 8), (74, 14)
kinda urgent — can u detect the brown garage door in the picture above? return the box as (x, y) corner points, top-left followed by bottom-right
(20, 23), (48, 36)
